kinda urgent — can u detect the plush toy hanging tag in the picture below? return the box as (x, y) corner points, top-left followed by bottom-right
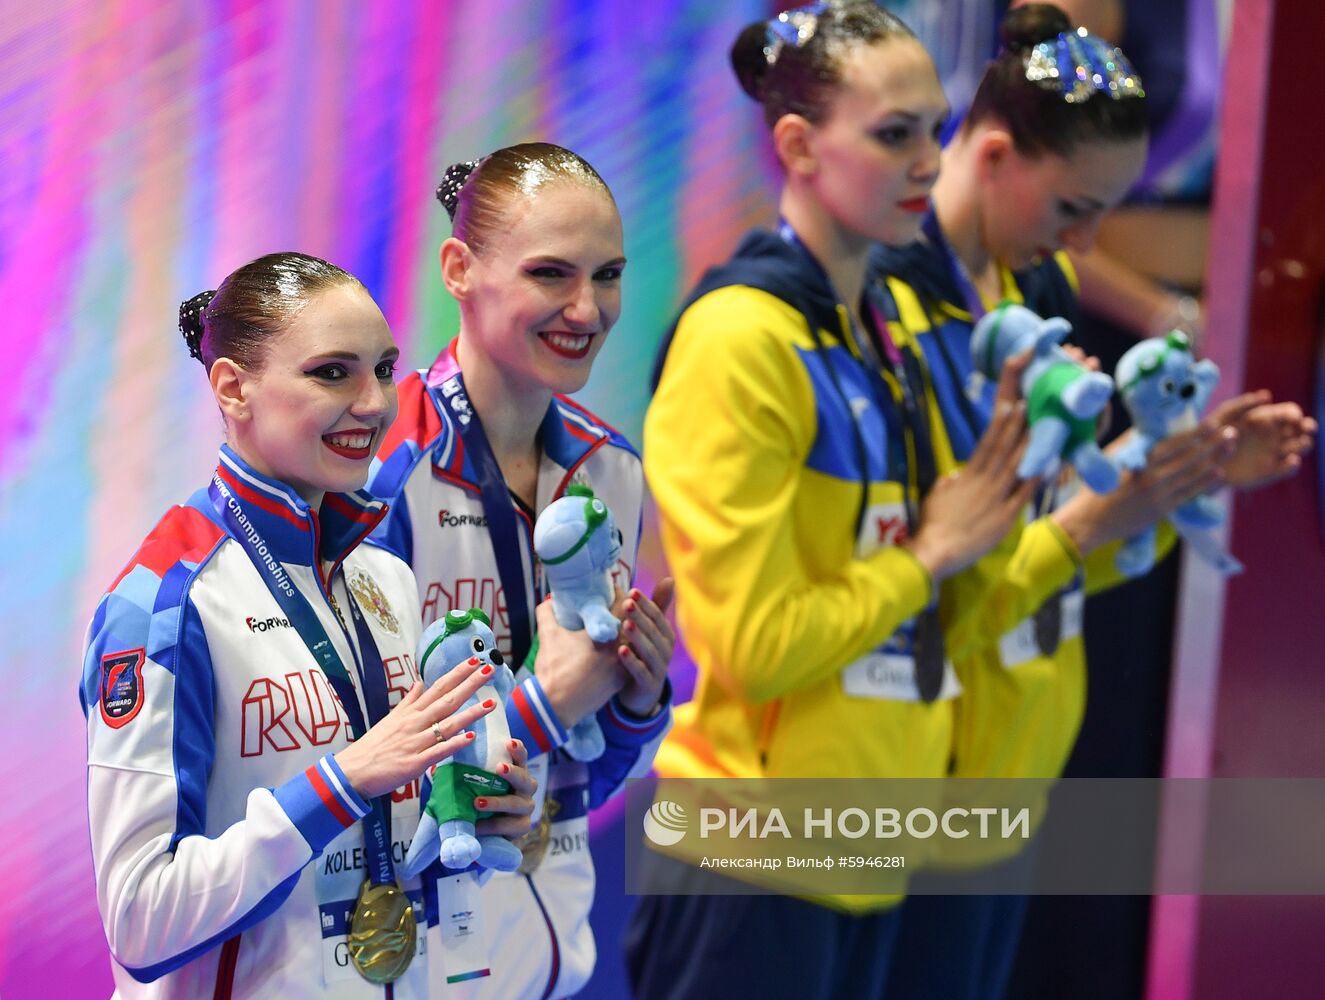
(970, 302), (1121, 493)
(530, 484), (624, 762)
(401, 608), (524, 878)
(1113, 331), (1243, 577)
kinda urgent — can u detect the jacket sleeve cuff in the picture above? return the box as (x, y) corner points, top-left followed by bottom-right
(273, 755), (371, 854)
(505, 676), (570, 758)
(1023, 517), (1084, 596)
(603, 679), (674, 745)
(890, 545), (936, 608)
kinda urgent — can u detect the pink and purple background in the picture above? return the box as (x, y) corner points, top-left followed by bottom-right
(0, 2), (774, 993)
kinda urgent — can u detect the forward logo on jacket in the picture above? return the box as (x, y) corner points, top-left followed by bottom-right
(99, 648), (145, 728)
(437, 509), (489, 529)
(246, 615), (292, 632)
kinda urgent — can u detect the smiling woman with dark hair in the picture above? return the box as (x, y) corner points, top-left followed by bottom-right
(81, 251), (538, 997)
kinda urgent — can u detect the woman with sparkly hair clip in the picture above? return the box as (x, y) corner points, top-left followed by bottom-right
(624, 3), (1057, 996)
(81, 251), (539, 997)
(866, 6), (1315, 998)
(369, 142), (676, 999)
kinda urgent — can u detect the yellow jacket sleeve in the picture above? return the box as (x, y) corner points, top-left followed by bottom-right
(1082, 520), (1178, 596)
(943, 516), (1083, 662)
(944, 509), (1181, 660)
(644, 287), (933, 705)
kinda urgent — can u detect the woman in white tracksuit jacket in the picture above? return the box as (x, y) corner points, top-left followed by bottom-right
(369, 143), (677, 999)
(81, 251), (534, 998)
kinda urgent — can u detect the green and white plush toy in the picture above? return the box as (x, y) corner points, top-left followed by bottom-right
(402, 608), (523, 875)
(970, 302), (1121, 493)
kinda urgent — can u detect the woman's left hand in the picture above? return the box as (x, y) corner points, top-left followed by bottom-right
(615, 578), (676, 717)
(475, 738), (538, 838)
(1212, 390), (1317, 490)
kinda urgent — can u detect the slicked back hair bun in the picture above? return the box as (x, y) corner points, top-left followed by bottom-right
(438, 142), (613, 256)
(730, 1), (916, 129)
(179, 251), (362, 372)
(966, 3), (1147, 158)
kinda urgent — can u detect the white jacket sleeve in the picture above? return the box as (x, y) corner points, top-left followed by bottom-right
(82, 585), (369, 983)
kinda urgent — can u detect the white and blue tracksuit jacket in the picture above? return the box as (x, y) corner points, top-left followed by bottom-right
(81, 446), (436, 998)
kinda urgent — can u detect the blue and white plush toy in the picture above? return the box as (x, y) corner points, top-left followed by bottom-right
(401, 608), (524, 876)
(531, 484), (623, 763)
(970, 302), (1121, 493)
(1113, 330), (1242, 577)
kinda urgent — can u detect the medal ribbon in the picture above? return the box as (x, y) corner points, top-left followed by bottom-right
(426, 352), (537, 670)
(862, 284), (948, 702)
(208, 474), (397, 886)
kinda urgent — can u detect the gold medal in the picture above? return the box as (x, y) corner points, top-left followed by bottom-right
(347, 880), (417, 984)
(515, 795), (561, 874)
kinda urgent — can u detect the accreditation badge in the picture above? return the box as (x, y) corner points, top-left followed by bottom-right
(436, 870), (492, 987)
(841, 620), (961, 702)
(999, 587), (1085, 669)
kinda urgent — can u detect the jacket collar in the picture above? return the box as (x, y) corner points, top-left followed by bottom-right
(423, 339), (605, 489)
(652, 227), (855, 390)
(213, 444), (386, 568)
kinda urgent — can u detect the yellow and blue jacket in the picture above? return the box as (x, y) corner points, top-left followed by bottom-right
(645, 229), (956, 912)
(869, 232), (1175, 801)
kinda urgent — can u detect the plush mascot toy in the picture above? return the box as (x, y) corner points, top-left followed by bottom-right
(401, 608), (524, 875)
(970, 302), (1121, 493)
(530, 484), (623, 762)
(1113, 330), (1242, 576)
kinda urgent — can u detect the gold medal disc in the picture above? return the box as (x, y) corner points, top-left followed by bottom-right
(347, 880), (417, 984)
(515, 796), (561, 874)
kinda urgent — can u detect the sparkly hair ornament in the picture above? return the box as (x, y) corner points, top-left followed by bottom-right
(1023, 26), (1144, 103)
(763, 1), (830, 65)
(178, 289), (217, 363)
(435, 159), (481, 220)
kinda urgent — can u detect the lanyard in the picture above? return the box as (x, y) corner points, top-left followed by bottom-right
(861, 286), (940, 536)
(427, 353), (536, 670)
(208, 473), (397, 886)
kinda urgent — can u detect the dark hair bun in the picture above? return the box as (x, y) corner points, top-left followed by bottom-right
(435, 160), (480, 219)
(1000, 3), (1072, 54)
(730, 21), (771, 101)
(178, 289), (216, 363)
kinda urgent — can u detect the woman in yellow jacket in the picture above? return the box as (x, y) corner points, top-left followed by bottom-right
(625, 4), (1045, 997)
(867, 7), (1316, 998)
